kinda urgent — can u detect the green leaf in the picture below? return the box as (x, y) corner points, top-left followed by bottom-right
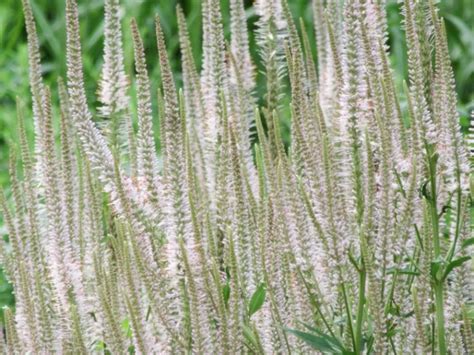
(222, 283), (230, 307)
(467, 305), (474, 321)
(95, 341), (112, 354)
(443, 256), (471, 281)
(461, 238), (474, 249)
(347, 249), (361, 273)
(300, 323), (346, 351)
(121, 318), (132, 338)
(96, 340), (106, 351)
(284, 328), (346, 354)
(420, 180), (431, 201)
(430, 259), (445, 281)
(387, 304), (401, 317)
(242, 324), (263, 353)
(248, 283), (266, 317)
(430, 152), (439, 166)
(386, 326), (399, 338)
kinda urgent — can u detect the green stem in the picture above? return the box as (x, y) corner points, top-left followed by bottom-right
(446, 187), (462, 263)
(341, 283), (357, 354)
(426, 143), (447, 354)
(355, 268), (366, 353)
(384, 270), (398, 316)
(434, 283), (447, 355)
(427, 155), (440, 256)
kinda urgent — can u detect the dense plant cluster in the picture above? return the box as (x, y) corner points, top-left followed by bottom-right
(0, 0), (472, 353)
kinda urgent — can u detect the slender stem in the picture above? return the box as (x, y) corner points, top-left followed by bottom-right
(434, 283), (447, 355)
(426, 143), (447, 354)
(384, 270), (398, 315)
(427, 150), (440, 257)
(446, 187), (462, 262)
(341, 283), (357, 354)
(355, 267), (366, 353)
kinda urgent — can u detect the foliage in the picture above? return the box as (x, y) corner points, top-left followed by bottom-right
(0, 0), (473, 353)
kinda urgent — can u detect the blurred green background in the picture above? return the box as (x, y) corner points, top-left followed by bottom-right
(0, 0), (473, 315)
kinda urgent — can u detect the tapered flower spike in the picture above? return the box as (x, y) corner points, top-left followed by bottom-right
(7, 153), (50, 354)
(156, 15), (190, 258)
(176, 5), (201, 114)
(414, 1), (434, 113)
(98, 0), (129, 114)
(6, 149), (26, 262)
(39, 87), (75, 314)
(21, 0), (46, 147)
(377, 36), (409, 158)
(130, 18), (160, 207)
(4, 307), (21, 354)
(403, 0), (437, 144)
(312, 0), (327, 77)
(16, 101), (50, 303)
(254, 0), (285, 30)
(58, 79), (77, 247)
(184, 128), (218, 351)
(98, 0), (130, 153)
(281, 0), (304, 67)
(229, 0), (255, 94)
(155, 16), (181, 171)
(177, 9), (204, 137)
(433, 17), (470, 194)
(0, 190), (22, 272)
(94, 254), (125, 353)
(340, 0), (365, 231)
(321, 12), (344, 130)
(65, 0), (121, 204)
(200, 0), (226, 207)
(300, 18), (318, 95)
(229, 119), (258, 295)
(227, 51), (259, 195)
(254, 0), (287, 153)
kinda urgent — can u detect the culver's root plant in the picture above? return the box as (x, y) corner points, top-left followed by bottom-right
(0, 0), (472, 353)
